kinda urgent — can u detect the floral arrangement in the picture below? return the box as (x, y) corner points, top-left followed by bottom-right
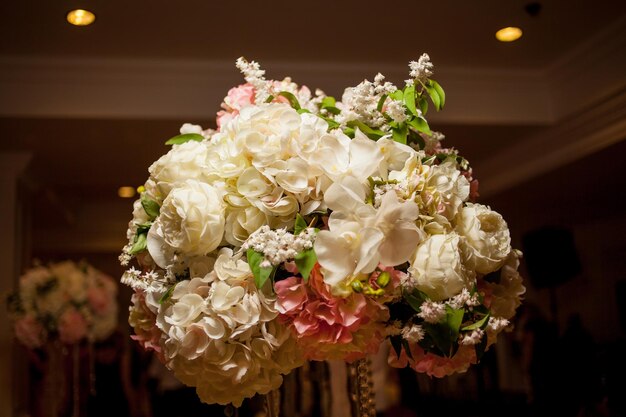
(7, 261), (118, 348)
(120, 54), (525, 406)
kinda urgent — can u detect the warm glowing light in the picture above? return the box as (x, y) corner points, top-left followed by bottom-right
(495, 27), (523, 42)
(118, 186), (136, 198)
(66, 9), (96, 26)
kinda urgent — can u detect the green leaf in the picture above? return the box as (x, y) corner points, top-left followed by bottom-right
(408, 129), (425, 150)
(277, 91), (301, 110)
(462, 313), (491, 331)
(418, 96), (428, 115)
(431, 80), (445, 109)
(136, 222), (153, 234)
(297, 108), (311, 114)
(321, 96), (336, 107)
(295, 248), (317, 282)
(390, 336), (403, 359)
(265, 95), (275, 103)
(376, 94), (388, 112)
(346, 120), (386, 140)
(165, 133), (204, 145)
(446, 306), (465, 339)
(323, 106), (341, 115)
(247, 249), (275, 290)
(141, 194), (160, 220)
(404, 288), (429, 312)
(403, 84), (417, 116)
(128, 233), (147, 255)
(389, 90), (404, 101)
(294, 213), (307, 235)
(159, 285), (176, 305)
(408, 117), (431, 135)
(391, 123), (408, 144)
(320, 95), (340, 114)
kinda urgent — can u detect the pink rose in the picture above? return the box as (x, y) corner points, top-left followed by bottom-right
(14, 315), (45, 349)
(58, 308), (88, 344)
(276, 264), (388, 361)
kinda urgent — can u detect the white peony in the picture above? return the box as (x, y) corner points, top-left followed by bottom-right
(455, 203), (511, 274)
(409, 233), (475, 301)
(148, 140), (210, 197)
(147, 180), (225, 268)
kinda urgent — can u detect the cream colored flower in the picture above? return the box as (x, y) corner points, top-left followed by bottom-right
(148, 140), (210, 197)
(455, 203), (511, 274)
(409, 233), (475, 301)
(147, 180), (225, 268)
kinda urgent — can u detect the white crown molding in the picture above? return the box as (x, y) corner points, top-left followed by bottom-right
(0, 55), (552, 124)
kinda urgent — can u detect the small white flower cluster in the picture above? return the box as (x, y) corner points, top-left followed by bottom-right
(121, 267), (169, 292)
(417, 300), (447, 323)
(447, 288), (481, 310)
(401, 324), (425, 343)
(408, 53), (434, 84)
(385, 99), (408, 123)
(373, 181), (408, 209)
(487, 316), (510, 333)
(242, 225), (316, 268)
(459, 328), (484, 346)
(235, 57), (270, 103)
(118, 245), (133, 266)
(336, 73), (397, 128)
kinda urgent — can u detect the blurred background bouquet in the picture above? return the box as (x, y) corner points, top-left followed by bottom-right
(7, 260), (118, 348)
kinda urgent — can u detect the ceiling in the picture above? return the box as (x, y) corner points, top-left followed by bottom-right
(0, 1), (625, 255)
(1, 0), (625, 69)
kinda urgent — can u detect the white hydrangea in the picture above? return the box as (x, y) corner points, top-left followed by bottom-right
(156, 249), (303, 406)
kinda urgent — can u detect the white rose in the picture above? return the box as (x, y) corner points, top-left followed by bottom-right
(148, 140), (210, 196)
(147, 179), (225, 268)
(409, 233), (475, 301)
(455, 203), (511, 274)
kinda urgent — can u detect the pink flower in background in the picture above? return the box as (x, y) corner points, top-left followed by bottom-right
(276, 264), (388, 361)
(14, 315), (45, 349)
(58, 308), (88, 344)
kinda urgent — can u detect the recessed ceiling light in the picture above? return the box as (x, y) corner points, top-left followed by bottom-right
(495, 27), (523, 42)
(118, 186), (136, 198)
(66, 9), (96, 26)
